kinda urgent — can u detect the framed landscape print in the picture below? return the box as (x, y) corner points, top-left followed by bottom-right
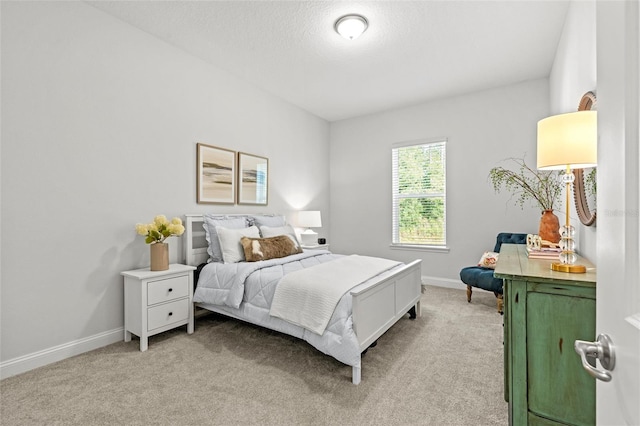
(238, 152), (268, 205)
(197, 143), (236, 204)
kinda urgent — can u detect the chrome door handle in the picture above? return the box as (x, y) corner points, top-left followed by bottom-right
(574, 334), (616, 382)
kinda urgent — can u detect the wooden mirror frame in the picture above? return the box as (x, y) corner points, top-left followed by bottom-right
(573, 91), (597, 226)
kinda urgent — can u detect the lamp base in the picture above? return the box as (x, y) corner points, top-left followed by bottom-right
(300, 230), (318, 246)
(550, 263), (587, 273)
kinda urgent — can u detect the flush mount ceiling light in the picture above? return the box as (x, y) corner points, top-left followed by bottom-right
(334, 14), (368, 40)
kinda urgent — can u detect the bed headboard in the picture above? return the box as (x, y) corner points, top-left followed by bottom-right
(183, 213), (289, 266)
(184, 214), (209, 267)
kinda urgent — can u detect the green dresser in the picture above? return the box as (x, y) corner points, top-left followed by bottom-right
(495, 244), (596, 425)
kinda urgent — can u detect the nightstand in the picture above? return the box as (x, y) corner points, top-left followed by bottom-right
(121, 264), (196, 351)
(302, 244), (330, 251)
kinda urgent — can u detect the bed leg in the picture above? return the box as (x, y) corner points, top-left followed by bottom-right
(408, 300), (421, 319)
(352, 365), (361, 385)
(408, 306), (417, 319)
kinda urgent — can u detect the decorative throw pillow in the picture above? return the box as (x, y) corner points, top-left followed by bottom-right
(203, 215), (248, 262)
(216, 225), (260, 263)
(478, 251), (499, 269)
(240, 235), (303, 262)
(259, 224), (301, 246)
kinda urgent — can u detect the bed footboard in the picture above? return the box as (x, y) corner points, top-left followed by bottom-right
(350, 259), (422, 384)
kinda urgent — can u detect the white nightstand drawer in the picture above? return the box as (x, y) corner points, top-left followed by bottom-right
(147, 275), (189, 306)
(147, 299), (189, 331)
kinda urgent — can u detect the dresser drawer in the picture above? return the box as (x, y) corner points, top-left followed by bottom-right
(147, 275), (189, 305)
(147, 299), (189, 331)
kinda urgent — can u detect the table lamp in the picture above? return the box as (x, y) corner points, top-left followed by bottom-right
(298, 211), (322, 246)
(537, 110), (597, 273)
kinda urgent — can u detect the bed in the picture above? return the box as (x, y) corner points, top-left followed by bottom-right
(184, 213), (423, 384)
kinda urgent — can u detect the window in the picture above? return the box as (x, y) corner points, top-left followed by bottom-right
(392, 139), (447, 247)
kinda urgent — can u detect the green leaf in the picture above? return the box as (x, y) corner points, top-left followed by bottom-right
(488, 157), (562, 211)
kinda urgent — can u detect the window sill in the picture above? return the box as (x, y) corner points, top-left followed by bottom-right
(389, 244), (450, 253)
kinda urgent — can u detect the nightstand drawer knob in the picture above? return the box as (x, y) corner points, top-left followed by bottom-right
(168, 288), (173, 292)
(168, 312), (173, 316)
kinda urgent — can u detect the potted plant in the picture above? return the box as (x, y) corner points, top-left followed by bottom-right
(489, 157), (563, 243)
(135, 215), (185, 271)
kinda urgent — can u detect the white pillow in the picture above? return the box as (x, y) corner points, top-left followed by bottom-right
(250, 215), (286, 228)
(259, 224), (301, 248)
(216, 225), (260, 263)
(203, 215), (248, 262)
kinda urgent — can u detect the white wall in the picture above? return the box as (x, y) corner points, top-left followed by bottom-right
(329, 79), (550, 286)
(0, 2), (329, 374)
(549, 0), (597, 262)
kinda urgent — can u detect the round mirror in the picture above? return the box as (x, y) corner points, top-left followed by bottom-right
(573, 91), (597, 226)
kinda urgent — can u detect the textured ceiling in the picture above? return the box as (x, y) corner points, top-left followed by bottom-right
(87, 1), (570, 122)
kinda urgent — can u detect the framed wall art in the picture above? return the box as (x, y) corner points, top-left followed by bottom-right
(238, 152), (268, 205)
(196, 143), (236, 204)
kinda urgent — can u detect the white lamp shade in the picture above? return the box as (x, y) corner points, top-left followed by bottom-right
(537, 111), (597, 170)
(335, 15), (368, 40)
(298, 211), (322, 228)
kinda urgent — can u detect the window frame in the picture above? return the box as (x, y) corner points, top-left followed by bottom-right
(391, 138), (448, 251)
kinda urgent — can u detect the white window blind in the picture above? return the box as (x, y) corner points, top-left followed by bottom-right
(392, 140), (446, 246)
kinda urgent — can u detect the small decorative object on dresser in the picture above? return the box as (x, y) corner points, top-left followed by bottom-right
(135, 215), (185, 271)
(121, 264), (196, 351)
(489, 157), (563, 243)
(525, 233), (561, 259)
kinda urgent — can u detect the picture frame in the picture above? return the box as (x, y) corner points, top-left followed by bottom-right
(196, 143), (236, 204)
(238, 152), (269, 205)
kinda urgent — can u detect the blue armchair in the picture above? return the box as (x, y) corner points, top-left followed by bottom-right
(459, 232), (528, 314)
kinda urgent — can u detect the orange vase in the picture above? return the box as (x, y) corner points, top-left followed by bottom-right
(539, 210), (561, 244)
(150, 242), (169, 271)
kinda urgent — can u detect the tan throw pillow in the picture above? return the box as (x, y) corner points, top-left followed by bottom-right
(478, 251), (499, 269)
(240, 235), (303, 262)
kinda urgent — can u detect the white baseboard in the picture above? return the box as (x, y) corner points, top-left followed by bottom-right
(1, 275), (463, 380)
(421, 275), (465, 290)
(0, 327), (123, 380)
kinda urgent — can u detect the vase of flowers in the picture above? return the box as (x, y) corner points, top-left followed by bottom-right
(489, 157), (563, 243)
(135, 215), (185, 271)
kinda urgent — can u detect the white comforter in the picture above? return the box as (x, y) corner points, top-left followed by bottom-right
(192, 250), (402, 368)
(270, 255), (401, 335)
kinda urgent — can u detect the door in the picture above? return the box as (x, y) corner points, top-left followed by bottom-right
(595, 2), (640, 424)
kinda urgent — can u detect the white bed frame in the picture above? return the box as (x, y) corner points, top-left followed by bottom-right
(183, 213), (423, 384)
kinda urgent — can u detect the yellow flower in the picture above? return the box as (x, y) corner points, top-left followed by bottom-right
(154, 215), (168, 226)
(167, 223), (185, 236)
(135, 215), (185, 244)
(135, 223), (148, 235)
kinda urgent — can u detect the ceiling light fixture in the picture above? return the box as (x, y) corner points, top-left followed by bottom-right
(334, 14), (368, 40)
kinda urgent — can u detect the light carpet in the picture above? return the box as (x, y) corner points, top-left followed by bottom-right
(1, 285), (507, 425)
